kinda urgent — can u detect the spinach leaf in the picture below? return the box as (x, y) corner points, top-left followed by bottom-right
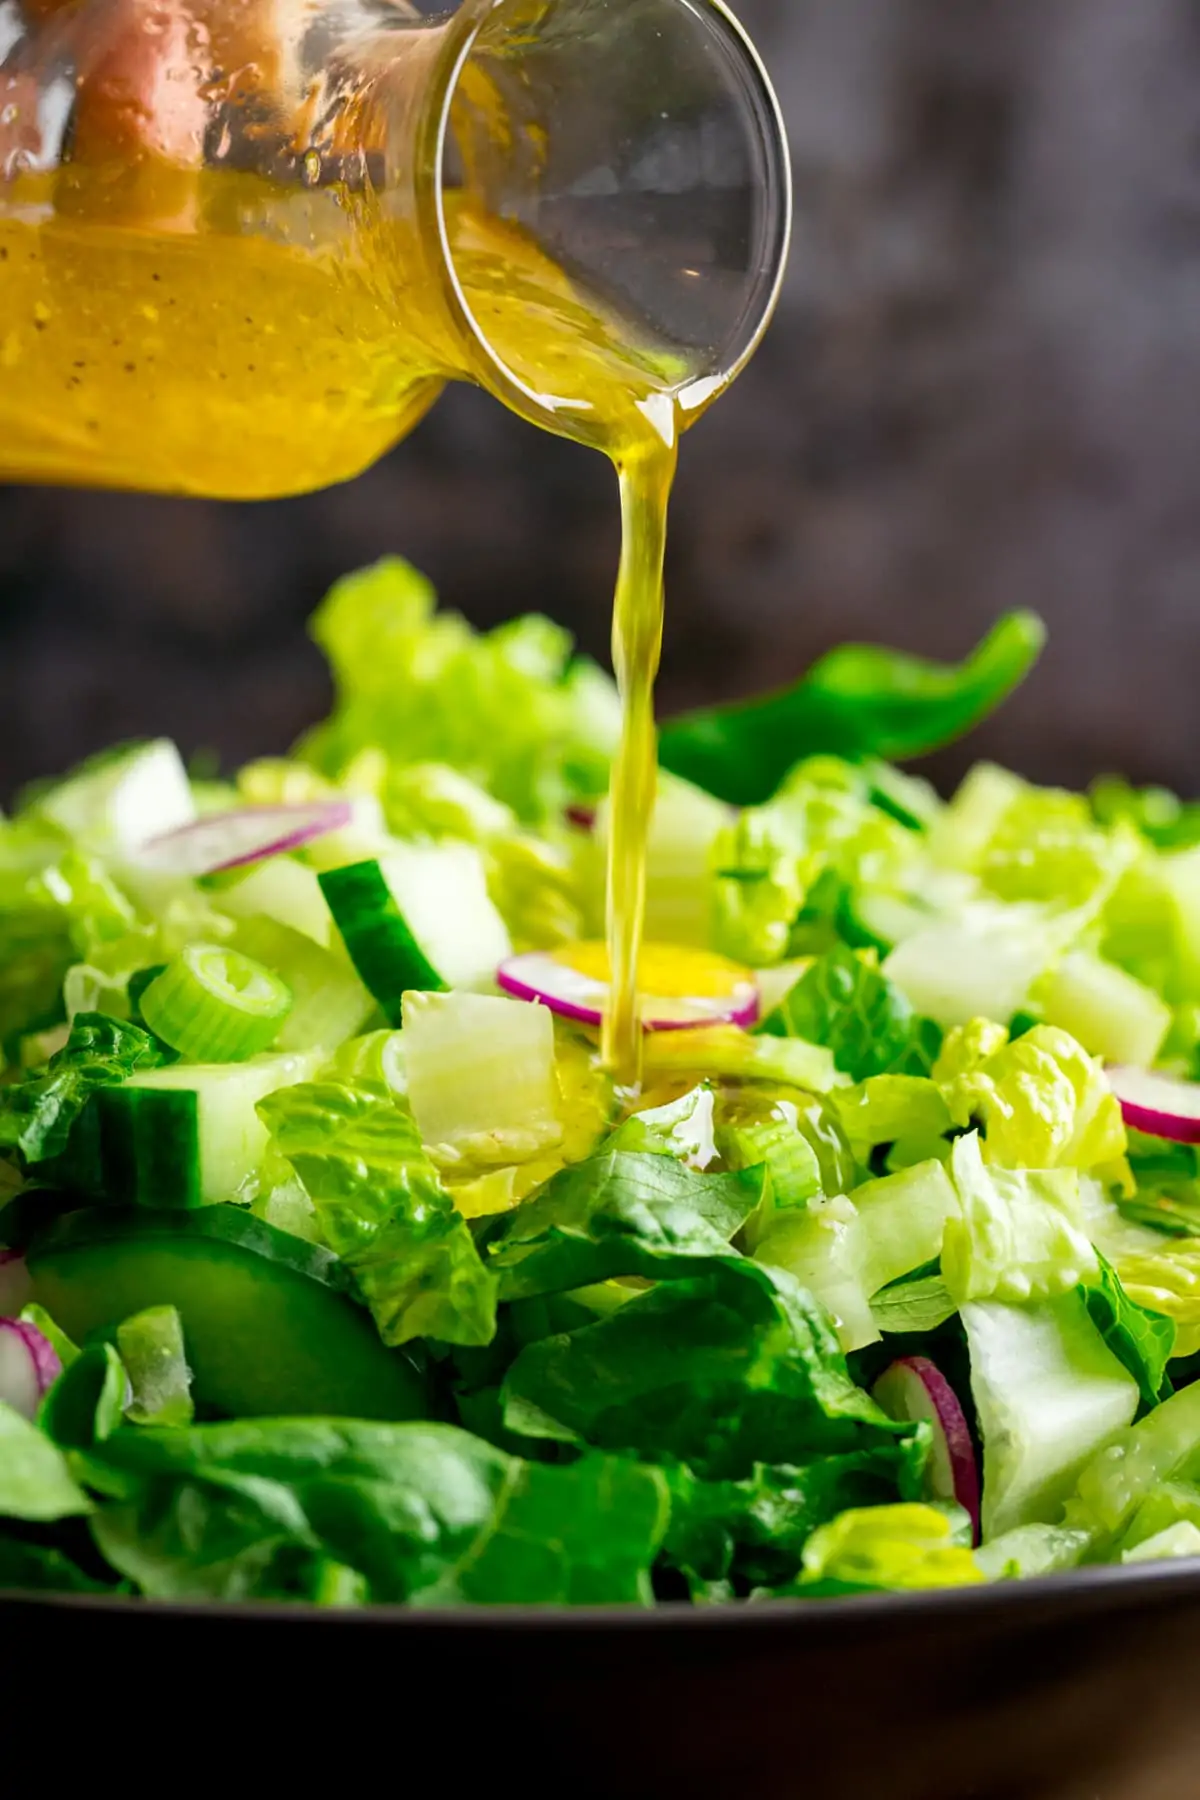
(758, 946), (942, 1080)
(80, 1420), (669, 1606)
(502, 1258), (917, 1479)
(659, 612), (1044, 807)
(260, 1078), (497, 1348)
(478, 1150), (766, 1301)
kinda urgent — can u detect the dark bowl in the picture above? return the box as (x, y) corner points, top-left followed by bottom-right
(7, 1564), (1200, 1795)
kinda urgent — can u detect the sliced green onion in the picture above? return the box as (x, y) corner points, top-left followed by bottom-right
(139, 943), (292, 1062)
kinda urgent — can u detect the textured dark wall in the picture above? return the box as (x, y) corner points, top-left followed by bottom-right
(3, 0), (1200, 800)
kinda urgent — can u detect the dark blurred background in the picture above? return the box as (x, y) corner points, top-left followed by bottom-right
(3, 0), (1200, 803)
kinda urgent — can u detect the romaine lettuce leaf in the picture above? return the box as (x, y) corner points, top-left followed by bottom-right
(943, 1132), (1098, 1306)
(832, 1075), (953, 1159)
(942, 1025), (1125, 1172)
(1067, 1375), (1200, 1543)
(607, 1085), (717, 1168)
(259, 1078), (497, 1346)
(758, 946), (942, 1081)
(298, 558), (618, 825)
(785, 1502), (983, 1595)
(963, 1292), (1139, 1537)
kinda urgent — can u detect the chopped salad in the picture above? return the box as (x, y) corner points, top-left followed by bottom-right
(4, 559), (1200, 1607)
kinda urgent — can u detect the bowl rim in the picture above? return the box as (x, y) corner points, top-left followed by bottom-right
(6, 1555), (1200, 1633)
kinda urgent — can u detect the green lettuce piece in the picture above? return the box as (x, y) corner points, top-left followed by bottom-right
(964, 1026), (1125, 1172)
(607, 1086), (717, 1168)
(0, 1402), (91, 1520)
(1090, 776), (1200, 852)
(787, 1502), (983, 1596)
(712, 805), (807, 968)
(659, 611), (1044, 807)
(501, 1258), (917, 1479)
(1122, 1520), (1200, 1562)
(1067, 1372), (1200, 1542)
(932, 1017), (1010, 1086)
(721, 1087), (857, 1199)
(973, 1521), (1093, 1581)
(1118, 1130), (1200, 1238)
(755, 1160), (957, 1352)
(963, 1292), (1139, 1538)
(832, 1075), (953, 1159)
(477, 1150), (766, 1302)
(935, 765), (1138, 910)
(943, 1132), (1097, 1306)
(1080, 1255), (1174, 1413)
(721, 1114), (824, 1251)
(259, 1078), (497, 1347)
(1117, 1479), (1200, 1557)
(758, 946), (942, 1081)
(80, 1419), (668, 1605)
(753, 1196), (879, 1353)
(663, 1437), (930, 1592)
(1110, 1241), (1200, 1360)
(298, 559), (618, 824)
(0, 1013), (170, 1166)
(869, 1271), (958, 1336)
(711, 765), (915, 966)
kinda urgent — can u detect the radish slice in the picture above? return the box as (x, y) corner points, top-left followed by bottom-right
(1107, 1066), (1200, 1144)
(0, 1317), (61, 1419)
(136, 802), (354, 877)
(497, 942), (760, 1032)
(872, 1355), (981, 1541)
(0, 1251), (32, 1317)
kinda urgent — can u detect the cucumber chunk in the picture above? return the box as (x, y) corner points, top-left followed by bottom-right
(27, 1206), (428, 1420)
(95, 1051), (316, 1208)
(320, 845), (511, 1023)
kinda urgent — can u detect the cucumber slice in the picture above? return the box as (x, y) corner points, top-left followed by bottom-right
(95, 1051), (316, 1208)
(321, 845), (511, 1023)
(27, 1206), (427, 1420)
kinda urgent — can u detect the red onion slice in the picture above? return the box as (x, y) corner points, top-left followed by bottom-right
(872, 1355), (981, 1542)
(135, 802), (354, 877)
(0, 1251), (32, 1317)
(1107, 1066), (1200, 1144)
(496, 945), (760, 1033)
(0, 1317), (62, 1419)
